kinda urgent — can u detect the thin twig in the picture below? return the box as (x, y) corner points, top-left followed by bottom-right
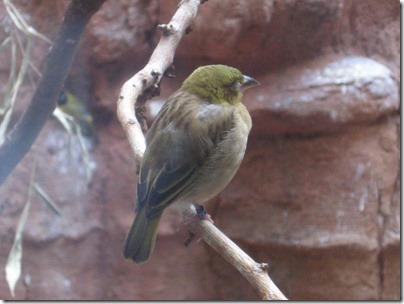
(117, 0), (287, 300)
(183, 208), (287, 300)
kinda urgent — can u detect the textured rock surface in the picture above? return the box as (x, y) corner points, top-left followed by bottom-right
(248, 55), (399, 136)
(0, 0), (400, 300)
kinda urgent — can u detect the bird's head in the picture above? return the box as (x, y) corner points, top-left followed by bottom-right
(181, 65), (259, 105)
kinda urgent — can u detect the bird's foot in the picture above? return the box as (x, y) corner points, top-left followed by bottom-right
(177, 204), (214, 232)
(194, 204), (214, 223)
(179, 204), (214, 246)
(183, 230), (195, 247)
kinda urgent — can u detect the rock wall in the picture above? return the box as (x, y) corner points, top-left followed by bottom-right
(0, 0), (399, 300)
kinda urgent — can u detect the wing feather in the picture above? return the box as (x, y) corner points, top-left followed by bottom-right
(136, 91), (235, 217)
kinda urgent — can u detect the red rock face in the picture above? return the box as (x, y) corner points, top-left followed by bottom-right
(0, 0), (399, 300)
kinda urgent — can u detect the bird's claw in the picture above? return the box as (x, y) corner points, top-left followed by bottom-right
(184, 230), (195, 247)
(195, 204), (214, 223)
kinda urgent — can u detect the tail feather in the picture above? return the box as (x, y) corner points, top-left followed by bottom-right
(122, 207), (163, 263)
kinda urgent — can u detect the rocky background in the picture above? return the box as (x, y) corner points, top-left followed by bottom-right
(0, 0), (400, 300)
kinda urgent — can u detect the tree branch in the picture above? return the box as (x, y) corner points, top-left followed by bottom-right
(117, 0), (287, 300)
(183, 208), (287, 300)
(0, 0), (106, 186)
(117, 0), (202, 169)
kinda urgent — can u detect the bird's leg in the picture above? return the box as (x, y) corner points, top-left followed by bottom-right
(183, 230), (195, 247)
(178, 204), (214, 230)
(194, 203), (214, 223)
(180, 204), (214, 246)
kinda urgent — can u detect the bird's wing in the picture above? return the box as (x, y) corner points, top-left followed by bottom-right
(136, 93), (235, 218)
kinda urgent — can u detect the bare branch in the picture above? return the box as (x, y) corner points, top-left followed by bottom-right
(183, 208), (288, 300)
(117, 0), (287, 300)
(0, 0), (107, 185)
(117, 0), (202, 168)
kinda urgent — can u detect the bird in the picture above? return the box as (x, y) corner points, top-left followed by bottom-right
(122, 64), (259, 263)
(57, 90), (94, 137)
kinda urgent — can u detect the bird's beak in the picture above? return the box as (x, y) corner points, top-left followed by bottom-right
(241, 75), (260, 91)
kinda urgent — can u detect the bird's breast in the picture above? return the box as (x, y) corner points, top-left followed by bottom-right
(182, 105), (251, 205)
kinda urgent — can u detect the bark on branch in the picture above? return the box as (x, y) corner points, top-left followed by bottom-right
(117, 0), (201, 169)
(183, 208), (287, 300)
(117, 0), (287, 300)
(0, 0), (106, 185)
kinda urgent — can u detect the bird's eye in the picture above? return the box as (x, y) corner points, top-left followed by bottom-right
(58, 91), (67, 105)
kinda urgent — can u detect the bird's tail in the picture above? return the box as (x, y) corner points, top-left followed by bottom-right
(122, 206), (163, 263)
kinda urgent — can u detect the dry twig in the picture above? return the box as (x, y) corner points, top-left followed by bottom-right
(117, 0), (287, 300)
(183, 208), (287, 300)
(117, 0), (201, 169)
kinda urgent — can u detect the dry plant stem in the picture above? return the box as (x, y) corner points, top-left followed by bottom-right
(117, 0), (287, 300)
(117, 0), (202, 167)
(0, 0), (106, 186)
(199, 222), (287, 300)
(184, 208), (287, 300)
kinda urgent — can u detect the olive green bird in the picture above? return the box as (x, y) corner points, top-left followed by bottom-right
(123, 65), (259, 263)
(57, 90), (94, 137)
